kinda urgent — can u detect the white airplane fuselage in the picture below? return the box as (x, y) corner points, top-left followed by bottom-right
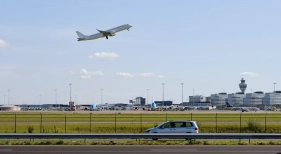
(76, 24), (132, 41)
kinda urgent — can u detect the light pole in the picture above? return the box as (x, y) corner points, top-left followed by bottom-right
(69, 83), (72, 102)
(39, 95), (41, 109)
(162, 83), (165, 109)
(147, 89), (149, 105)
(273, 82), (276, 105)
(192, 89), (195, 106)
(3, 95), (5, 105)
(181, 83), (184, 107)
(101, 89), (103, 104)
(55, 89), (57, 110)
(7, 89), (10, 106)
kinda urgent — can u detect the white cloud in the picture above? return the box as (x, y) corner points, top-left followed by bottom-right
(116, 72), (167, 78)
(88, 52), (120, 60)
(240, 72), (258, 77)
(0, 40), (8, 47)
(116, 72), (135, 78)
(70, 69), (104, 79)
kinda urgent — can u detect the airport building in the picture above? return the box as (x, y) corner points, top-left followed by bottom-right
(129, 97), (146, 106)
(188, 95), (210, 105)
(243, 91), (265, 106)
(154, 101), (173, 106)
(227, 92), (246, 106)
(262, 91), (281, 105)
(0, 105), (21, 111)
(210, 93), (228, 106)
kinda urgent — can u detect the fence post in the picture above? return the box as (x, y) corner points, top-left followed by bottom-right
(90, 113), (92, 133)
(14, 113), (17, 133)
(240, 113), (242, 133)
(64, 113), (66, 133)
(216, 113), (217, 133)
(40, 113), (42, 133)
(140, 113), (142, 133)
(115, 112), (116, 133)
(264, 113), (267, 133)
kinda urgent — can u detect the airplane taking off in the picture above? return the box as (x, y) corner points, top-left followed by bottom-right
(76, 24), (132, 41)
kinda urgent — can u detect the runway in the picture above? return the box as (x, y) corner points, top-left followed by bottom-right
(0, 145), (281, 154)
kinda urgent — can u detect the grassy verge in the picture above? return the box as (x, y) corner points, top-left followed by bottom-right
(2, 140), (281, 145)
(2, 122), (281, 133)
(1, 112), (281, 133)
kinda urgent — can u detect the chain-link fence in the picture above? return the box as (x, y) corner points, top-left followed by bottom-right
(0, 113), (280, 133)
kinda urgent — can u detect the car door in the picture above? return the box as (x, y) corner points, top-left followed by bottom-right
(171, 122), (187, 133)
(157, 122), (173, 133)
(173, 122), (194, 133)
(183, 122), (195, 133)
(161, 122), (183, 133)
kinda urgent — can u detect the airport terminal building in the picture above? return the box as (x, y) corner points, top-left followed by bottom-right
(262, 91), (281, 105)
(243, 91), (265, 106)
(210, 93), (228, 106)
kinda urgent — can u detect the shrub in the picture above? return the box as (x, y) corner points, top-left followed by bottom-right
(27, 126), (34, 133)
(245, 119), (261, 132)
(203, 141), (209, 145)
(56, 140), (64, 145)
(53, 126), (58, 133)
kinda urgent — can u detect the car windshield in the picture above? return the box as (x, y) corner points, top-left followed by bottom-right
(157, 122), (169, 128)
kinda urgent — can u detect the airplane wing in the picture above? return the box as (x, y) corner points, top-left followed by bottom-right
(97, 29), (110, 35)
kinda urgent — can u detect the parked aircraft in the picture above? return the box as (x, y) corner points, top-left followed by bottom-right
(76, 24), (132, 41)
(226, 102), (260, 112)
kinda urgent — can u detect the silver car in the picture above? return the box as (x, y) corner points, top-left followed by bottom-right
(145, 120), (199, 133)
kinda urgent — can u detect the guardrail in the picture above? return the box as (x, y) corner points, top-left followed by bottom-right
(0, 133), (281, 139)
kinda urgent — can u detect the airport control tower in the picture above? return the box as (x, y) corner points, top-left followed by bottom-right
(239, 77), (247, 94)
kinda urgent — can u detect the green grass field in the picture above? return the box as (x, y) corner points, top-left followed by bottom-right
(0, 111), (280, 133)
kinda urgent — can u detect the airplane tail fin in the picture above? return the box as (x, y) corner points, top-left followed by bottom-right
(226, 102), (233, 107)
(76, 31), (86, 38)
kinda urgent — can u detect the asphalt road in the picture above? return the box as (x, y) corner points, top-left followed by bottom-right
(0, 145), (281, 154)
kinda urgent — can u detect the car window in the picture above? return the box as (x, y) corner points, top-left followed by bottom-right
(162, 123), (171, 128)
(174, 122), (184, 128)
(175, 122), (193, 128)
(185, 122), (193, 127)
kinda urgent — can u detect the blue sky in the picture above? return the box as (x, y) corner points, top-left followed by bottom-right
(1, 0), (281, 105)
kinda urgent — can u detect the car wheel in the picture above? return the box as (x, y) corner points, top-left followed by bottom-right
(152, 132), (158, 140)
(185, 132), (191, 140)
